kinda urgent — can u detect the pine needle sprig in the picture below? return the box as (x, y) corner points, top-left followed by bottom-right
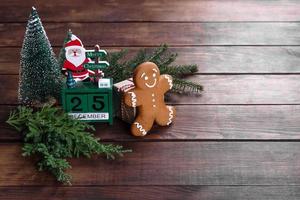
(6, 106), (33, 132)
(160, 64), (198, 77)
(104, 49), (131, 83)
(102, 44), (203, 94)
(6, 105), (131, 185)
(147, 43), (168, 61)
(157, 52), (177, 67)
(172, 78), (203, 94)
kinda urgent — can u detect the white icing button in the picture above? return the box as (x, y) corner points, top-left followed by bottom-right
(153, 105), (156, 107)
(152, 93), (155, 97)
(152, 99), (155, 102)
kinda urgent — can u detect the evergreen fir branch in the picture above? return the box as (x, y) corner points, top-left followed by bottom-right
(6, 105), (131, 185)
(6, 106), (33, 132)
(147, 44), (178, 69)
(160, 64), (198, 77)
(103, 44), (203, 94)
(172, 78), (203, 94)
(147, 43), (168, 61)
(158, 52), (178, 67)
(128, 48), (147, 66)
(123, 48), (148, 78)
(103, 49), (129, 83)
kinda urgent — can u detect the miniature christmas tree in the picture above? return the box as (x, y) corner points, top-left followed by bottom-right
(18, 7), (62, 106)
(66, 71), (76, 88)
(58, 29), (72, 69)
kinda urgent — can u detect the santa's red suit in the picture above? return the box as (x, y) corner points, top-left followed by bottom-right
(63, 58), (94, 81)
(62, 34), (95, 81)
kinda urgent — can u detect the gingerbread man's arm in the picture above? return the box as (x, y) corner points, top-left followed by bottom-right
(158, 74), (173, 93)
(124, 88), (142, 108)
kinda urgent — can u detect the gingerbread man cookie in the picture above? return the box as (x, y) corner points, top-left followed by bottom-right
(124, 62), (176, 136)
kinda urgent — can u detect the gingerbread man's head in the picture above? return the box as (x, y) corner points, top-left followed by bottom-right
(133, 62), (160, 90)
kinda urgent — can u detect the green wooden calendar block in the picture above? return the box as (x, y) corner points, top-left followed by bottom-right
(62, 80), (113, 125)
(65, 94), (88, 112)
(87, 93), (109, 112)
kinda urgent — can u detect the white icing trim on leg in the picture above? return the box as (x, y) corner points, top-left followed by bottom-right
(167, 106), (174, 125)
(134, 122), (147, 136)
(164, 75), (173, 89)
(128, 91), (137, 107)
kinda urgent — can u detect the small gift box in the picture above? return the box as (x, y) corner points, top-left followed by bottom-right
(113, 79), (136, 123)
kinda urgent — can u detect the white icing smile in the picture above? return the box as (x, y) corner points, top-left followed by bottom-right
(145, 78), (157, 88)
(141, 69), (158, 88)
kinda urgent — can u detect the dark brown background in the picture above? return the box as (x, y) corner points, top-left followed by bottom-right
(1, 0), (300, 199)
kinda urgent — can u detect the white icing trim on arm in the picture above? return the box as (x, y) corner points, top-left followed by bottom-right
(167, 106), (174, 125)
(164, 75), (173, 89)
(134, 122), (147, 135)
(128, 91), (137, 107)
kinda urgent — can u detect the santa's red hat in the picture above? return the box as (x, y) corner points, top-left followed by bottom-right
(65, 34), (83, 48)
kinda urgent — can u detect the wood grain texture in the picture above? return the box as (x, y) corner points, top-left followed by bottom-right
(2, 23), (300, 47)
(2, 105), (300, 141)
(1, 0), (300, 199)
(2, 75), (300, 105)
(1, 186), (300, 200)
(1, 0), (300, 22)
(0, 142), (300, 186)
(2, 46), (300, 74)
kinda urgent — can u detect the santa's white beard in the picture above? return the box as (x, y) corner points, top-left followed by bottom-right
(65, 47), (86, 67)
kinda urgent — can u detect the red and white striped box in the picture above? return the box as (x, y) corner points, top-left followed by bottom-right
(113, 79), (136, 123)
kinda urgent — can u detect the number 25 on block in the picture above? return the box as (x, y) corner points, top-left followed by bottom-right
(62, 89), (113, 124)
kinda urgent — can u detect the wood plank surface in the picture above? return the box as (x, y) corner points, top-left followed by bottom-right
(1, 0), (300, 199)
(2, 46), (300, 75)
(1, 186), (300, 200)
(2, 105), (300, 141)
(2, 23), (300, 47)
(2, 75), (300, 105)
(1, 0), (300, 22)
(0, 142), (300, 186)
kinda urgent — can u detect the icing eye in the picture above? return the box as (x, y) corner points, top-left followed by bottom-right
(153, 73), (156, 77)
(144, 76), (148, 80)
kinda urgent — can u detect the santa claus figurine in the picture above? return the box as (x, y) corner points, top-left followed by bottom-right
(62, 34), (95, 81)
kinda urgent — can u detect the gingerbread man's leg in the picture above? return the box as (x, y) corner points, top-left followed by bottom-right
(131, 112), (154, 137)
(155, 105), (176, 126)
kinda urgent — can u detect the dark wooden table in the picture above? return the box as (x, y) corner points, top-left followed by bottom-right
(1, 0), (300, 199)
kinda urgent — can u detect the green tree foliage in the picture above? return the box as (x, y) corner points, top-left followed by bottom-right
(103, 44), (203, 94)
(18, 7), (62, 106)
(66, 71), (76, 88)
(58, 29), (72, 69)
(6, 105), (131, 185)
